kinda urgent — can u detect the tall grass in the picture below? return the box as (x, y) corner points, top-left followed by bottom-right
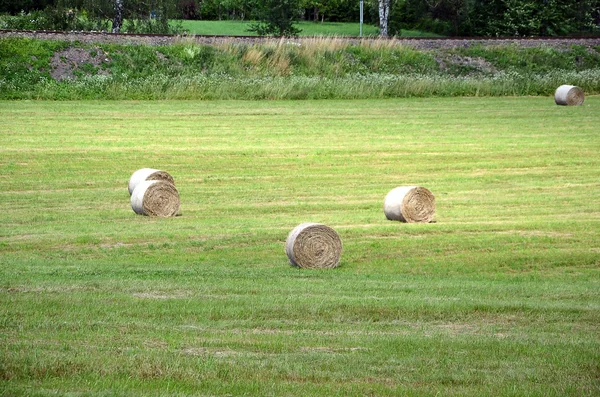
(1, 37), (600, 100)
(3, 70), (600, 100)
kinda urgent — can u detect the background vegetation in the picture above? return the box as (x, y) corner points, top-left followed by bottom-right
(0, 0), (185, 34)
(1, 0), (599, 36)
(1, 36), (599, 100)
(393, 0), (600, 37)
(1, 97), (599, 396)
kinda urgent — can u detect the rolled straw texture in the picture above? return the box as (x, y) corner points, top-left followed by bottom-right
(285, 223), (342, 269)
(130, 180), (180, 217)
(384, 186), (435, 223)
(128, 168), (175, 196)
(554, 85), (585, 106)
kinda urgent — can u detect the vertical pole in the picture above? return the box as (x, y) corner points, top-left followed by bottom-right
(359, 0), (363, 37)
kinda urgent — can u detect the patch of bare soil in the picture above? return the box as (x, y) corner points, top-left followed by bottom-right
(49, 46), (111, 81)
(435, 54), (498, 74)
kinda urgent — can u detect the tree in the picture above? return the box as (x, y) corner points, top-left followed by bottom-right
(423, 0), (466, 35)
(112, 0), (123, 32)
(178, 0), (199, 19)
(0, 0), (56, 13)
(301, 0), (342, 23)
(55, 0), (181, 33)
(248, 0), (302, 36)
(466, 0), (600, 37)
(378, 0), (390, 36)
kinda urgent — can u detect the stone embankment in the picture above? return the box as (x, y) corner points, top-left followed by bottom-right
(2, 29), (600, 49)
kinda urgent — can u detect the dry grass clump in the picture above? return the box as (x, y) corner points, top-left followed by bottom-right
(242, 47), (265, 66)
(239, 37), (350, 76)
(255, 39), (292, 75)
(299, 36), (349, 57)
(268, 53), (291, 76)
(360, 37), (400, 50)
(216, 37), (250, 57)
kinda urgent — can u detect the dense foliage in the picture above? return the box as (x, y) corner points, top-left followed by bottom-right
(393, 0), (600, 37)
(248, 0), (302, 36)
(1, 0), (599, 36)
(0, 0), (185, 34)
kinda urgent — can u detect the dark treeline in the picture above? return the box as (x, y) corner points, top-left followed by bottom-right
(392, 0), (600, 36)
(1, 0), (599, 36)
(0, 0), (181, 33)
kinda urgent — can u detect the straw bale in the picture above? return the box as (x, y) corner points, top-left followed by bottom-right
(285, 223), (342, 269)
(130, 180), (180, 217)
(384, 186), (435, 223)
(554, 85), (585, 106)
(128, 168), (175, 196)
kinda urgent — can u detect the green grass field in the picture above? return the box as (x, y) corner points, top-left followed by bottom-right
(1, 97), (599, 396)
(177, 20), (438, 37)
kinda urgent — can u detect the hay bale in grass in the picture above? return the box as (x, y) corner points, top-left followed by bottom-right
(128, 168), (175, 196)
(130, 180), (180, 217)
(285, 223), (342, 269)
(554, 85), (585, 106)
(384, 186), (435, 223)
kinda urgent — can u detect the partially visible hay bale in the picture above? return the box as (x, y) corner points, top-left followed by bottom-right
(554, 85), (585, 106)
(384, 186), (435, 223)
(128, 168), (175, 196)
(130, 180), (180, 217)
(285, 223), (342, 269)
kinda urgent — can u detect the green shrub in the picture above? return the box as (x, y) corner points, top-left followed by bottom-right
(0, 8), (184, 34)
(451, 43), (600, 75)
(121, 18), (185, 34)
(0, 8), (109, 31)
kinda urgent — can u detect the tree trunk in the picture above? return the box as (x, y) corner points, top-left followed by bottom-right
(112, 0), (123, 33)
(159, 1), (169, 32)
(378, 0), (390, 37)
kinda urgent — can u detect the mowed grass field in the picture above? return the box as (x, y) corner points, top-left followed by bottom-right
(1, 97), (599, 396)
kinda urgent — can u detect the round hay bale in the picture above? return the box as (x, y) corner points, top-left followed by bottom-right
(130, 180), (180, 217)
(285, 223), (342, 269)
(128, 168), (175, 196)
(384, 186), (435, 223)
(554, 85), (585, 106)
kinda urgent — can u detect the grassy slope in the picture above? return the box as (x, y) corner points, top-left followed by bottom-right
(2, 37), (600, 100)
(0, 97), (599, 396)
